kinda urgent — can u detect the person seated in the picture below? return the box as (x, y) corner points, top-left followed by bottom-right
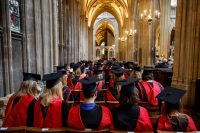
(3, 72), (41, 127)
(93, 68), (106, 101)
(109, 65), (125, 100)
(112, 77), (153, 132)
(67, 76), (114, 130)
(156, 87), (197, 132)
(56, 66), (72, 101)
(135, 67), (164, 108)
(28, 71), (69, 128)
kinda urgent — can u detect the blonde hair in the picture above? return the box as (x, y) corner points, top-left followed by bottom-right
(60, 75), (67, 86)
(13, 80), (41, 98)
(40, 82), (63, 107)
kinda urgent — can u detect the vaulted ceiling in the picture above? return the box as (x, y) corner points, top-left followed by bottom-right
(95, 22), (114, 46)
(84, 0), (129, 27)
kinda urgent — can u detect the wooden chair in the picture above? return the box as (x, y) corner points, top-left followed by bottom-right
(0, 126), (26, 133)
(110, 129), (153, 133)
(105, 101), (119, 109)
(66, 127), (110, 133)
(26, 127), (67, 133)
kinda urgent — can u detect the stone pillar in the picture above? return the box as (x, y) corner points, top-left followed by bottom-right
(1, 0), (14, 94)
(160, 0), (171, 58)
(172, 0), (200, 106)
(58, 0), (64, 65)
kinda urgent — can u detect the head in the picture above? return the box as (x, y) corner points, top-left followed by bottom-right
(164, 101), (182, 115)
(40, 81), (63, 106)
(117, 78), (139, 106)
(80, 66), (86, 74)
(60, 74), (68, 86)
(13, 72), (41, 98)
(13, 80), (42, 98)
(79, 76), (100, 102)
(142, 68), (154, 80)
(40, 71), (64, 106)
(156, 86), (186, 115)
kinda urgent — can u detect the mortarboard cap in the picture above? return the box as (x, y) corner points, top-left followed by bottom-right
(42, 71), (64, 88)
(116, 77), (140, 96)
(156, 86), (186, 106)
(56, 66), (65, 71)
(111, 67), (124, 77)
(134, 66), (141, 72)
(79, 76), (100, 97)
(143, 67), (154, 75)
(23, 72), (41, 81)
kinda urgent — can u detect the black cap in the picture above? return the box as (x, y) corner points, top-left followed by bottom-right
(42, 71), (64, 88)
(79, 76), (100, 98)
(134, 66), (141, 72)
(116, 77), (140, 86)
(116, 77), (140, 96)
(56, 66), (65, 71)
(111, 67), (124, 77)
(23, 72), (41, 81)
(93, 69), (103, 75)
(73, 63), (80, 71)
(143, 67), (154, 75)
(156, 86), (186, 105)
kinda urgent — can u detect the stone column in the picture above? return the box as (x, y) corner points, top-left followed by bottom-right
(1, 0), (13, 94)
(172, 0), (200, 106)
(58, 0), (64, 65)
(160, 0), (171, 58)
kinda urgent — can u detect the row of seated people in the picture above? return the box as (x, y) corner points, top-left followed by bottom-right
(1, 60), (197, 132)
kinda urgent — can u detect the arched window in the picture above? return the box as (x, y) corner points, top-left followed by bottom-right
(9, 0), (21, 32)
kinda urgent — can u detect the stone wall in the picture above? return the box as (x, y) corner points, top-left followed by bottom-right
(0, 94), (12, 126)
(0, 0), (58, 96)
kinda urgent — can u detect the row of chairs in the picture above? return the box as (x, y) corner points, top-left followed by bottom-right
(0, 127), (199, 133)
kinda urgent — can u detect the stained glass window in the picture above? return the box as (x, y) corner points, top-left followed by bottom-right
(9, 0), (21, 32)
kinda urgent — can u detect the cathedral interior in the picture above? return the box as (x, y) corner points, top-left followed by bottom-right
(0, 0), (200, 131)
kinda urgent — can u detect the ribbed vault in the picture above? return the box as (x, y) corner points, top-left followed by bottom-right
(84, 0), (128, 27)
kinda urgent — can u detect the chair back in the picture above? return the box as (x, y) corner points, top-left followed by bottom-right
(66, 128), (110, 133)
(0, 126), (26, 133)
(26, 127), (67, 133)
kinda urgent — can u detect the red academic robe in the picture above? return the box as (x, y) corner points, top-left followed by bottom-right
(3, 94), (34, 127)
(157, 115), (197, 131)
(134, 107), (153, 132)
(4, 96), (14, 117)
(137, 80), (162, 106)
(67, 77), (75, 90)
(67, 105), (114, 130)
(33, 97), (62, 128)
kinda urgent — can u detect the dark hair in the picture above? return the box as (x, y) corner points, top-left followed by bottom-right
(80, 66), (85, 73)
(82, 84), (97, 99)
(164, 101), (182, 115)
(119, 85), (137, 106)
(142, 72), (153, 80)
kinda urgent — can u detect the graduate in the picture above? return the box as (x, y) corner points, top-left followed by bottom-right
(29, 71), (69, 128)
(56, 66), (72, 101)
(136, 67), (164, 107)
(156, 87), (197, 131)
(67, 76), (114, 130)
(112, 77), (153, 132)
(3, 72), (41, 127)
